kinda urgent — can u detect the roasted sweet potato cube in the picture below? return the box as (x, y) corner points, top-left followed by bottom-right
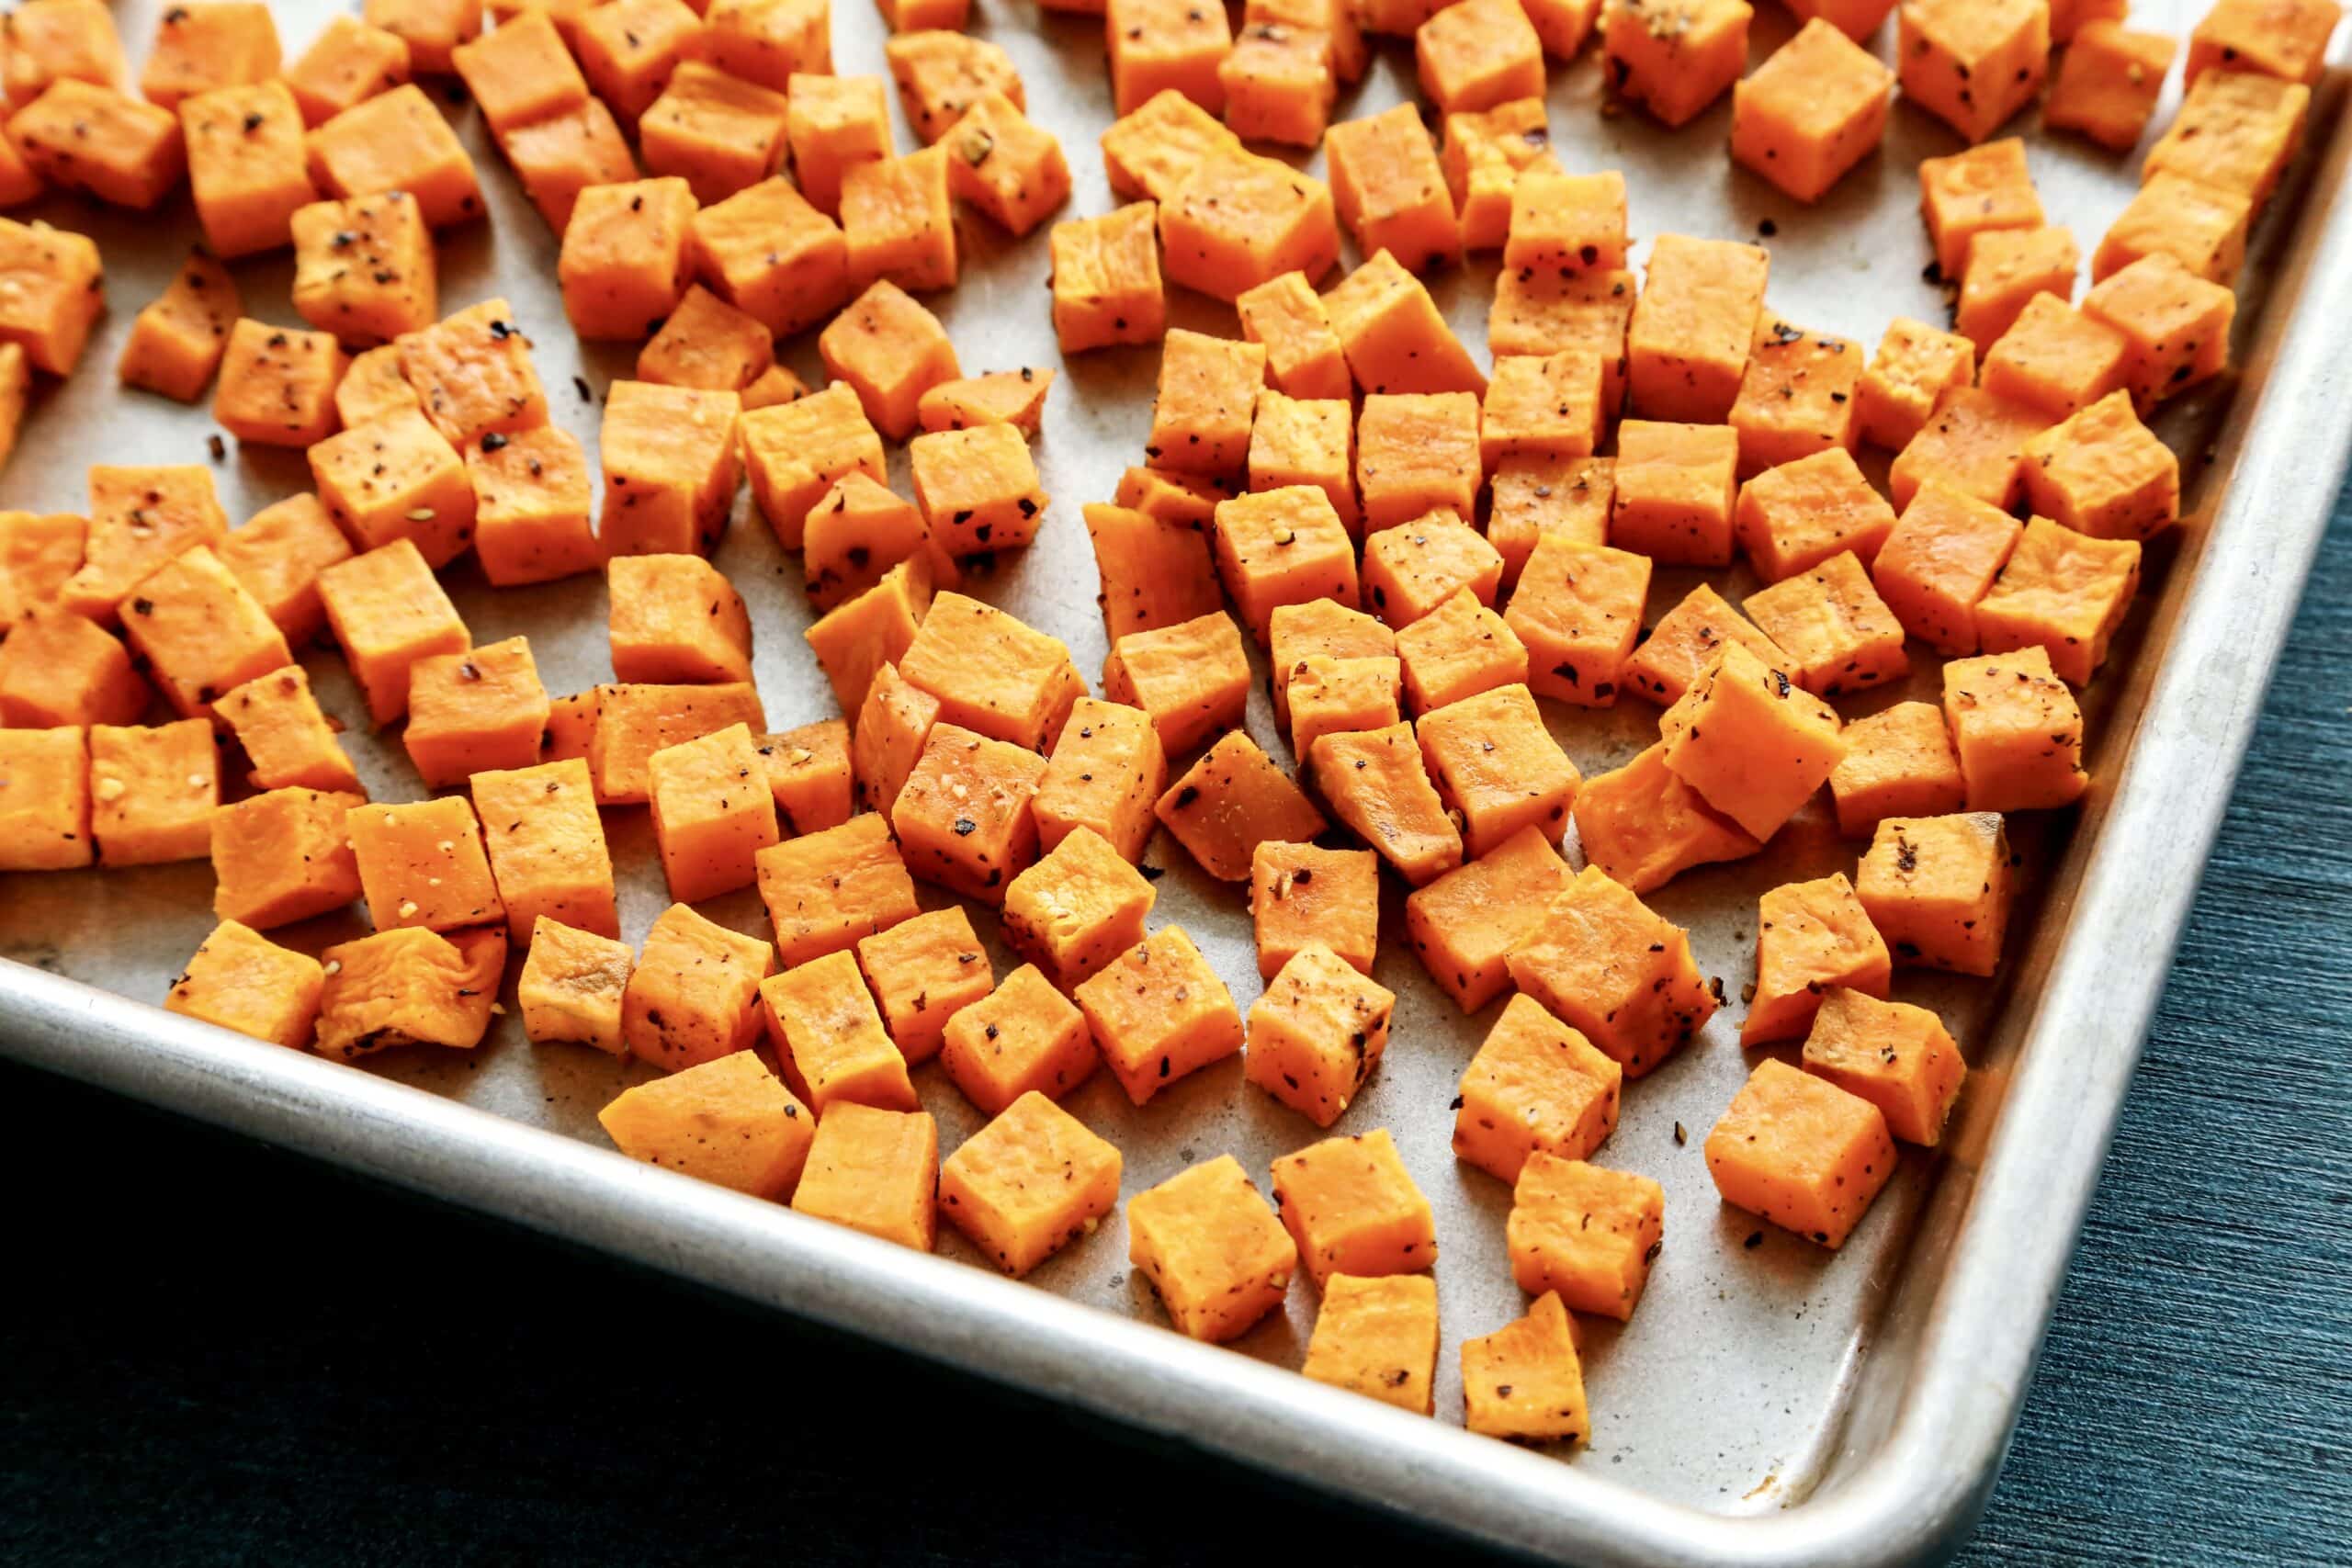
(542, 690), (598, 769)
(1156, 729), (1327, 882)
(208, 785), (364, 926)
(214, 319), (346, 448)
(177, 80), (311, 260)
(1490, 267), (1635, 414)
(1310, 721), (1463, 886)
(1508, 1154), (1663, 1320)
(345, 794), (503, 935)
(1462, 1290), (1587, 1443)
(804, 474), (933, 612)
(854, 905), (992, 1065)
(1974, 515), (2140, 685)
(1323, 250), (1485, 397)
(0, 509), (83, 626)
(2019, 392), (2179, 543)
(1047, 202), (1165, 354)
(2044, 21), (2177, 151)
(1888, 387), (2050, 513)
(1250, 840), (1378, 981)
(1829, 700), (1966, 838)
(1488, 455), (1614, 585)
(334, 344), (421, 426)
(1444, 100), (1553, 253)
(918, 367), (1055, 436)
(1078, 924), (1245, 1104)
(1981, 296), (2129, 421)
(1395, 587), (1527, 714)
(467, 424), (600, 587)
(886, 29), (1022, 141)
(598, 1050), (813, 1197)
(1857, 810), (2011, 974)
(1729, 321), (1863, 475)
(2147, 67), (2308, 210)
(1324, 104), (1459, 273)
(1272, 1127), (1434, 1289)
(314, 925), (506, 1059)
(1803, 987), (1968, 1145)
(2081, 254), (2236, 412)
(397, 298), (546, 447)
(1739, 451), (1898, 593)
(1414, 0), (1543, 115)
(9, 81), (184, 210)
(786, 72), (890, 216)
(1217, 21), (1334, 149)
(792, 1103), (938, 1250)
(648, 722), (781, 902)
(1, 0), (124, 101)
(1103, 0), (1230, 113)
(574, 0), (703, 124)
(898, 591), (1081, 752)
(1397, 823), (1564, 1010)
(940, 963), (1102, 1113)
(2094, 171), (2252, 287)
(1870, 483), (2022, 655)
(1620, 582), (1782, 708)
(639, 61), (789, 207)
(589, 681), (766, 804)
(360, 0), (481, 75)
(1899, 0), (2047, 143)
(1104, 610), (1250, 757)
(850, 660), (941, 818)
(804, 558), (930, 716)
(1100, 86), (1243, 201)
(57, 465), (229, 625)
(1747, 549), (1912, 697)
(118, 544), (288, 719)
(1035, 695), (1168, 863)
(1303, 1273), (1440, 1413)
(938, 91), (1069, 237)
(518, 917), (635, 1054)
(447, 8), (582, 136)
(472, 758), (617, 943)
(2188, 0), (2341, 85)
(1509, 863), (1715, 1077)
(1625, 234), (1769, 423)
(1127, 1155), (1295, 1340)
(636, 285), (773, 394)
(290, 191), (435, 347)
(1609, 420), (1738, 568)
(940, 1091), (1122, 1277)
(1479, 350), (1604, 474)
(840, 146), (957, 295)
(624, 901), (775, 1072)
(1358, 401), (1484, 539)
(910, 423), (1049, 558)
(1285, 655), (1402, 761)
(699, 0), (829, 87)
(311, 406), (476, 567)
(1249, 391), (1357, 533)
(1706, 1057), (1894, 1248)
(1742, 872), (1892, 1046)
(316, 539), (469, 726)
(1267, 600), (1392, 730)
(1001, 826), (1157, 993)
(558, 176), (697, 341)
(1244, 943), (1395, 1127)
(1940, 645), (2089, 811)
(741, 382), (885, 551)
(1919, 138), (2044, 284)
(1571, 740), (1759, 894)
(84, 719), (217, 865)
(1600, 0), (1751, 125)
(1856, 317), (1975, 452)
(1505, 536), (1648, 706)
(1146, 330), (1264, 482)
(752, 720), (853, 836)
(0, 218), (104, 376)
(1453, 992), (1621, 1183)
(306, 84), (482, 228)
(217, 665), (359, 795)
(117, 248), (239, 402)
(1159, 150), (1341, 302)
(891, 721), (1047, 903)
(598, 380), (741, 558)
(165, 919), (322, 1050)
(754, 812), (919, 966)
(1730, 18), (1891, 203)
(1236, 271), (1351, 400)
(607, 554), (752, 686)
(284, 16), (413, 129)
(0, 726), (91, 871)
(1415, 682), (1577, 857)
(741, 364), (811, 412)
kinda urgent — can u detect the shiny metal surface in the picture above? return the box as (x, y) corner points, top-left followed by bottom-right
(3, 2), (2348, 1562)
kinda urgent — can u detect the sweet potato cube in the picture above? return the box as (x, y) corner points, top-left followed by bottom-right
(0, 510), (82, 626)
(741, 381), (884, 551)
(116, 249), (239, 402)
(589, 682), (766, 804)
(1400, 823), (1569, 1010)
(1858, 810), (2012, 974)
(1442, 99), (1552, 254)
(1918, 138), (2044, 283)
(318, 371), (461, 518)
(1898, 0), (2048, 144)
(0, 726), (91, 871)
(607, 555), (752, 687)
(1621, 582), (1782, 708)
(1856, 317), (1975, 452)
(850, 661), (942, 823)
(0, 0), (122, 101)
(165, 919), (322, 1051)
(1099, 86), (1242, 201)
(290, 191), (435, 348)
(1396, 588), (1528, 715)
(940, 963), (1100, 1113)
(1249, 394), (1356, 539)
(313, 925), (505, 1059)
(1706, 1057), (1894, 1248)
(1210, 489), (1360, 647)
(1127, 1155), (1295, 1340)
(1157, 729), (1327, 882)
(554, 176), (695, 341)
(891, 722), (1046, 903)
(790, 1103), (938, 1250)
(937, 91), (1068, 237)
(1001, 826), (1157, 993)
(839, 146), (957, 295)
(598, 1050), (813, 1198)
(472, 758), (616, 943)
(1076, 924), (1244, 1103)
(346, 794), (504, 933)
(1104, 611), (1250, 757)
(1572, 740), (1759, 894)
(1285, 655), (1402, 762)
(753, 813), (919, 968)
(1940, 644), (2089, 811)
(1803, 987), (1967, 1145)
(1521, 0), (1603, 51)
(213, 319), (346, 448)
(284, 16), (412, 129)
(1981, 296), (2129, 422)
(0, 217), (102, 376)
(886, 29), (1022, 142)
(306, 84), (481, 228)
(1626, 234), (1769, 423)
(84, 719), (217, 865)
(1302, 1273), (1438, 1415)
(217, 665), (358, 795)
(1250, 840), (1378, 982)
(59, 465), (230, 626)
(466, 424), (600, 587)
(848, 905), (990, 1066)
(1510, 863), (1715, 1077)
(639, 61), (788, 207)
(1507, 1154), (1663, 1321)
(1480, 350), (1604, 473)
(1742, 872), (1892, 1046)
(1103, 0), (1230, 113)
(2019, 391), (2179, 544)
(447, 8), (582, 135)
(647, 722), (780, 902)
(624, 902), (774, 1071)
(1888, 387), (2050, 513)
(1324, 104), (1459, 273)
(1731, 19), (1891, 203)
(752, 721), (853, 838)
(1506, 536), (1648, 706)
(1034, 696), (1167, 864)
(1737, 451), (1897, 593)
(208, 786), (363, 927)
(598, 380), (741, 558)
(803, 474), (931, 613)
(1462, 1291), (1587, 1442)
(516, 918), (634, 1054)
(1217, 21), (1334, 150)
(760, 947), (917, 1116)
(1871, 483), (2022, 655)
(1600, 0), (1750, 126)
(1270, 1128), (1433, 1293)
(361, 0), (481, 75)
(1159, 150), (1341, 302)
(2045, 21), (2177, 150)
(2148, 67), (2309, 210)
(1359, 404), (1485, 543)
(1453, 992), (1622, 1184)
(804, 558), (929, 717)
(316, 539), (469, 726)
(938, 1092), (1122, 1277)
(1268, 599), (1393, 730)
(1235, 272), (1351, 400)
(1416, 0), (1544, 115)
(334, 344), (421, 426)
(700, 0), (828, 87)
(1488, 454), (1615, 584)
(898, 591), (1081, 752)
(910, 423), (1047, 557)
(918, 367), (1054, 437)
(542, 690), (598, 768)
(1146, 330), (1264, 482)
(1323, 252), (1485, 400)
(686, 179), (849, 342)
(785, 72), (889, 216)
(637, 285), (774, 395)
(1046, 201), (1164, 355)
(499, 99), (638, 231)
(1660, 635), (1838, 841)
(1489, 267), (1636, 417)
(1415, 682), (1577, 857)
(397, 298), (545, 449)
(1310, 721), (1463, 886)
(572, 0), (701, 124)
(1729, 321), (1863, 475)
(117, 544), (287, 722)
(1829, 701), (1966, 838)
(2095, 171), (2253, 287)
(177, 80), (311, 261)
(1608, 420), (1737, 568)
(1974, 515), (2140, 685)
(1243, 943), (1395, 1127)
(9, 81), (183, 209)
(2081, 254), (2235, 412)
(2189, 0), (2341, 85)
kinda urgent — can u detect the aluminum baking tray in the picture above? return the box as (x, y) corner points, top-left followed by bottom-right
(5, 2), (2348, 1562)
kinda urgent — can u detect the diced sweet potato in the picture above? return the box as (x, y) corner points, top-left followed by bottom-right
(1126, 1155), (1295, 1341)
(472, 758), (617, 943)
(1236, 270), (1351, 399)
(347, 794), (505, 933)
(217, 665), (359, 795)
(1156, 728), (1326, 882)
(1311, 722), (1464, 886)
(940, 1091), (1122, 1277)
(598, 380), (742, 558)
(1461, 1291), (1587, 1443)
(284, 16), (413, 130)
(117, 248), (240, 402)
(311, 406), (476, 567)
(1741, 549), (1910, 697)
(1323, 250), (1485, 398)
(1359, 402), (1486, 539)
(85, 719), (219, 866)
(761, 950), (917, 1115)
(1625, 233), (1769, 423)
(1743, 873), (1891, 1046)
(1973, 514), (2141, 684)
(316, 538), (470, 726)
(1508, 1154), (1663, 1320)
(1244, 943), (1395, 1126)
(1251, 840), (1379, 980)
(0, 726), (92, 871)
(940, 962), (1101, 1114)
(0, 217), (105, 375)
(1609, 419), (1738, 568)
(891, 720), (1046, 904)
(1918, 137), (2043, 280)
(1857, 318), (1976, 453)
(1804, 987), (1967, 1145)
(306, 84), (482, 229)
(1940, 644), (2089, 811)
(1159, 150), (1340, 303)
(1856, 810), (2012, 974)
(164, 919), (322, 1051)
(2081, 254), (2235, 412)
(791, 1104), (938, 1252)
(1571, 740), (1759, 895)
(290, 190), (436, 347)
(1504, 536), (1649, 706)
(214, 318), (347, 448)
(314, 925), (506, 1060)
(640, 60), (790, 207)
(1706, 1056), (1894, 1248)
(0, 605), (145, 727)
(1871, 482), (2023, 655)
(2018, 391), (2179, 543)
(741, 381), (885, 551)
(786, 72), (890, 216)
(119, 543), (290, 719)
(805, 557), (931, 717)
(1730, 19), (1891, 203)
(518, 917), (635, 1054)
(856, 905), (993, 1065)
(600, 1050), (814, 1199)
(209, 786), (364, 928)
(1034, 695), (1167, 863)
(2045, 21), (2177, 151)
(1600, 0), (1749, 128)
(1508, 863), (1715, 1077)
(1898, 0), (2048, 144)
(624, 901), (775, 1072)
(1829, 700), (1966, 838)
(1453, 992), (1621, 1184)
(753, 812), (919, 967)
(1304, 1272), (1439, 1415)
(10, 81), (184, 210)
(1103, 610), (1250, 757)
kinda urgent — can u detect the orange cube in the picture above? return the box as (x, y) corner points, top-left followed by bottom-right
(1888, 387), (2051, 512)
(648, 722), (781, 902)
(1871, 483), (2023, 654)
(1326, 103), (1461, 273)
(217, 665), (360, 795)
(740, 383), (885, 552)
(1600, 0), (1751, 128)
(1001, 825), (1157, 994)
(753, 812), (919, 967)
(1416, 0), (1544, 114)
(1250, 391), (1358, 534)
(1236, 271), (1351, 400)
(1462, 1291), (1588, 1443)
(637, 284), (774, 394)
(397, 298), (546, 447)
(117, 248), (240, 403)
(208, 496), (350, 649)
(85, 719), (218, 865)
(1728, 321), (1863, 474)
(0, 218), (102, 376)
(313, 926), (506, 1059)
(346, 794), (503, 933)
(2188, 0), (2341, 85)
(1571, 740), (1759, 894)
(1035, 695), (1168, 863)
(1415, 682), (1577, 856)
(334, 344), (422, 426)
(164, 919), (323, 1052)
(1396, 587), (1528, 713)
(884, 29), (1021, 141)
(636, 61), (788, 207)
(1962, 228), (2082, 351)
(467, 424), (603, 587)
(1625, 234), (1770, 423)
(608, 554), (752, 687)
(624, 903), (775, 1073)
(119, 544), (289, 719)
(214, 319), (347, 449)
(1159, 150), (1341, 302)
(1104, 611), (1250, 757)
(1357, 394), (1484, 534)
(896, 591), (1081, 751)
(1156, 728), (1327, 882)
(1609, 419), (1739, 568)
(1487, 454), (1615, 584)
(306, 84), (482, 228)
(1218, 21), (1334, 149)
(1898, 0), (2048, 144)
(2018, 390), (2180, 543)
(1918, 137), (2043, 279)
(58, 465), (230, 625)
(1856, 317), (1976, 451)
(1941, 643), (2090, 809)
(178, 80), (312, 258)
(598, 380), (741, 558)
(702, 0), (828, 89)
(839, 146), (957, 295)
(1453, 993), (1621, 1184)
(574, 0), (703, 124)
(1251, 840), (1379, 980)
(852, 904), (993, 1066)
(1736, 446), (1896, 585)
(1048, 201), (1166, 355)
(9, 81), (183, 209)
(361, 0), (481, 75)
(1522, 0), (1603, 51)
(1858, 810), (2013, 973)
(2045, 21), (2177, 151)
(1705, 1057), (1894, 1248)
(918, 367), (1054, 437)
(284, 16), (413, 130)
(1361, 506), (1501, 624)
(1803, 988), (1968, 1145)
(0, 727), (91, 871)
(786, 72), (891, 217)
(820, 279), (956, 443)
(1075, 925), (1244, 1104)
(939, 1091), (1122, 1277)
(1659, 640), (1845, 841)
(0, 607), (145, 728)
(449, 10), (583, 135)
(313, 538), (469, 730)
(1505, 535), (1649, 705)
(804, 558), (930, 716)
(940, 91), (1069, 237)
(2093, 170), (2252, 287)
(517, 916), (635, 1055)
(1503, 165), (1629, 277)
(1741, 872), (1892, 1046)
(1403, 822), (1570, 1010)
(1271, 1128), (1438, 1292)
(1829, 700), (1967, 838)
(685, 178), (849, 340)
(805, 474), (933, 612)
(891, 721), (1047, 903)
(1481, 350), (1604, 472)
(1127, 1155), (1295, 1341)
(1210, 487), (1360, 641)
(1509, 863), (1715, 1076)
(1508, 1154), (1664, 1319)
(940, 963), (1101, 1114)
(1145, 329), (1263, 481)
(1982, 295), (2130, 420)
(753, 718), (854, 835)
(1443, 98), (1554, 253)
(589, 682), (767, 804)
(1, 0), (123, 102)
(1104, 0), (1230, 113)
(1322, 249), (1486, 397)
(1302, 1272), (1439, 1413)
(1730, 19), (1892, 203)
(472, 759), (617, 943)
(1270, 602), (1394, 735)
(1099, 86), (1242, 201)
(1742, 548), (1909, 696)
(309, 406), (475, 567)
(208, 785), (364, 926)
(402, 636), (550, 788)
(791, 1103), (938, 1250)
(598, 1050), (813, 1198)
(2081, 254), (2236, 412)
(1284, 655), (1402, 761)
(290, 190), (437, 346)
(1310, 722), (1464, 886)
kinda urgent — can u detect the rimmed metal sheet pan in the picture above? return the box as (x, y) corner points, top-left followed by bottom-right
(5, 2), (2349, 1562)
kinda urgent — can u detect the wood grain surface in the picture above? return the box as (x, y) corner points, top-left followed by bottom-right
(1, 502), (2346, 1566)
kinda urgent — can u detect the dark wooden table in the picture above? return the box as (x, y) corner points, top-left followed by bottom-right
(1, 503), (2345, 1567)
